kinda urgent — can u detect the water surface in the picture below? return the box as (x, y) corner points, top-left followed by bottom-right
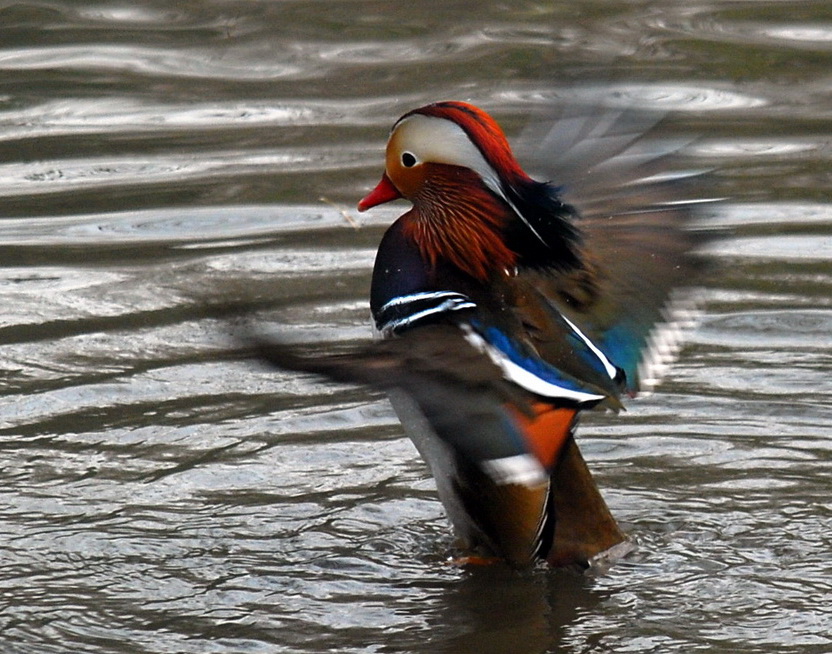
(0, 1), (830, 653)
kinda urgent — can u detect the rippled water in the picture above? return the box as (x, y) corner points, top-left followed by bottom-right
(0, 2), (830, 653)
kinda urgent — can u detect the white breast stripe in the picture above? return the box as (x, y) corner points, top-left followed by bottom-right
(380, 297), (476, 335)
(378, 291), (472, 312)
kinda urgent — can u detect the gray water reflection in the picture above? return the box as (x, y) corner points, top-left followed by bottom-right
(0, 1), (831, 653)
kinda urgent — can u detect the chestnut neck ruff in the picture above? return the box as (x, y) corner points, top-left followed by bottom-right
(401, 164), (517, 282)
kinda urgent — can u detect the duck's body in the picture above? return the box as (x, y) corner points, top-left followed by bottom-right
(258, 100), (708, 568)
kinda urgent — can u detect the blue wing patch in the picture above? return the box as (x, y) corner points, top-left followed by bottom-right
(466, 321), (611, 406)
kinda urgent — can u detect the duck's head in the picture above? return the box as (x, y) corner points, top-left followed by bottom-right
(358, 102), (581, 282)
(358, 102), (528, 212)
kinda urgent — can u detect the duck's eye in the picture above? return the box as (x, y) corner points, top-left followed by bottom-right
(401, 151), (417, 168)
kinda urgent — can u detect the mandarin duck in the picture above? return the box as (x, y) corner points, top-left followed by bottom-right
(255, 100), (709, 568)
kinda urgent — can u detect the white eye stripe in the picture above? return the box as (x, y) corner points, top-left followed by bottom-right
(393, 114), (504, 193)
